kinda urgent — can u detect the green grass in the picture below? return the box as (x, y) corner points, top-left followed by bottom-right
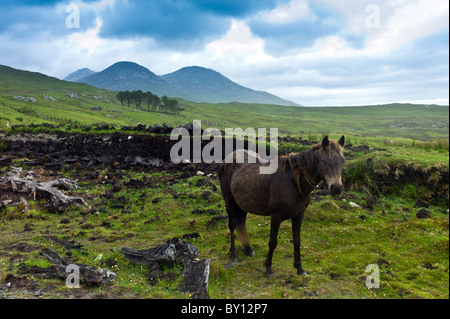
(1, 65), (448, 142)
(0, 163), (448, 299)
(0, 63), (448, 299)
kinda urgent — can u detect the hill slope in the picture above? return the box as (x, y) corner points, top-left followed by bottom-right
(71, 61), (184, 98)
(0, 64), (448, 141)
(67, 62), (298, 106)
(160, 66), (298, 106)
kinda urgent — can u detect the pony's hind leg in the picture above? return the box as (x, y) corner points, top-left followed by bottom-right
(224, 196), (238, 263)
(235, 209), (255, 257)
(224, 195), (254, 270)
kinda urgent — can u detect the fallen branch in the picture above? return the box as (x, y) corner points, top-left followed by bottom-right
(19, 248), (116, 286)
(0, 167), (90, 212)
(121, 238), (211, 299)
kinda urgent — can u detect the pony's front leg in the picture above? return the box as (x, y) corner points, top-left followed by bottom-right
(264, 214), (282, 278)
(292, 215), (308, 276)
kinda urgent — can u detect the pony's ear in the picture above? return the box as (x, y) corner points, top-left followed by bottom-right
(338, 135), (345, 147)
(322, 136), (329, 148)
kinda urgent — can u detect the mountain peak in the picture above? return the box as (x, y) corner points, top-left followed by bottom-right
(65, 61), (299, 106)
(68, 61), (181, 96)
(161, 66), (298, 106)
(108, 61), (147, 71)
(101, 61), (160, 79)
(64, 68), (96, 82)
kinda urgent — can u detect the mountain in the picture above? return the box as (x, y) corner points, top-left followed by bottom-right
(64, 68), (96, 82)
(161, 66), (298, 106)
(66, 61), (299, 106)
(71, 61), (184, 98)
(0, 64), (108, 95)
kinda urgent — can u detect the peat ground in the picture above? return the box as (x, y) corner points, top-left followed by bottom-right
(0, 125), (448, 299)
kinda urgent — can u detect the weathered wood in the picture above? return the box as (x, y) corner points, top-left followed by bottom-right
(0, 167), (90, 211)
(121, 237), (199, 268)
(180, 258), (211, 299)
(121, 238), (211, 299)
(19, 248), (116, 286)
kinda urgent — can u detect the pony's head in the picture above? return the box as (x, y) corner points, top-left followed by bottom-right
(317, 136), (346, 196)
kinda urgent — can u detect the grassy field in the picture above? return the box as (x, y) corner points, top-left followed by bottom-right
(0, 64), (448, 299)
(1, 65), (448, 142)
(0, 157), (447, 299)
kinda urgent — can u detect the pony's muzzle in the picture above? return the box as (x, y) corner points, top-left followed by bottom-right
(330, 183), (344, 196)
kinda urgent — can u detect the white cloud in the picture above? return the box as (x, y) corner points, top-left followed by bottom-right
(0, 0), (447, 107)
(206, 19), (273, 64)
(303, 35), (358, 57)
(68, 18), (106, 51)
(79, 0), (115, 11)
(365, 0), (449, 53)
(317, 0), (449, 54)
(261, 0), (310, 23)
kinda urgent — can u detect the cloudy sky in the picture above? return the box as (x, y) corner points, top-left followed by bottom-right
(0, 0), (448, 106)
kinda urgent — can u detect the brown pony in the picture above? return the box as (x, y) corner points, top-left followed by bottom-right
(218, 136), (345, 277)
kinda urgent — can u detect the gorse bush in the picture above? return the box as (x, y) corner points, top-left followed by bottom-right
(343, 159), (380, 197)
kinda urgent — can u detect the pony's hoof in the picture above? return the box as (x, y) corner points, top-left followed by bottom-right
(265, 272), (274, 279)
(264, 268), (274, 279)
(245, 247), (255, 257)
(225, 258), (238, 269)
(298, 271), (309, 277)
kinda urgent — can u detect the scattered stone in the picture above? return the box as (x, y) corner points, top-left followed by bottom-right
(106, 258), (117, 267)
(182, 232), (200, 240)
(349, 202), (363, 209)
(42, 95), (56, 102)
(416, 208), (431, 219)
(13, 96), (36, 103)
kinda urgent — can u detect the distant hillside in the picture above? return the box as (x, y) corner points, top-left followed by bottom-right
(161, 66), (298, 106)
(1, 64), (447, 141)
(66, 61), (298, 106)
(70, 62), (184, 98)
(64, 68), (96, 82)
(0, 64), (107, 95)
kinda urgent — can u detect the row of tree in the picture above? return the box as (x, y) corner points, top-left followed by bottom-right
(116, 90), (183, 115)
